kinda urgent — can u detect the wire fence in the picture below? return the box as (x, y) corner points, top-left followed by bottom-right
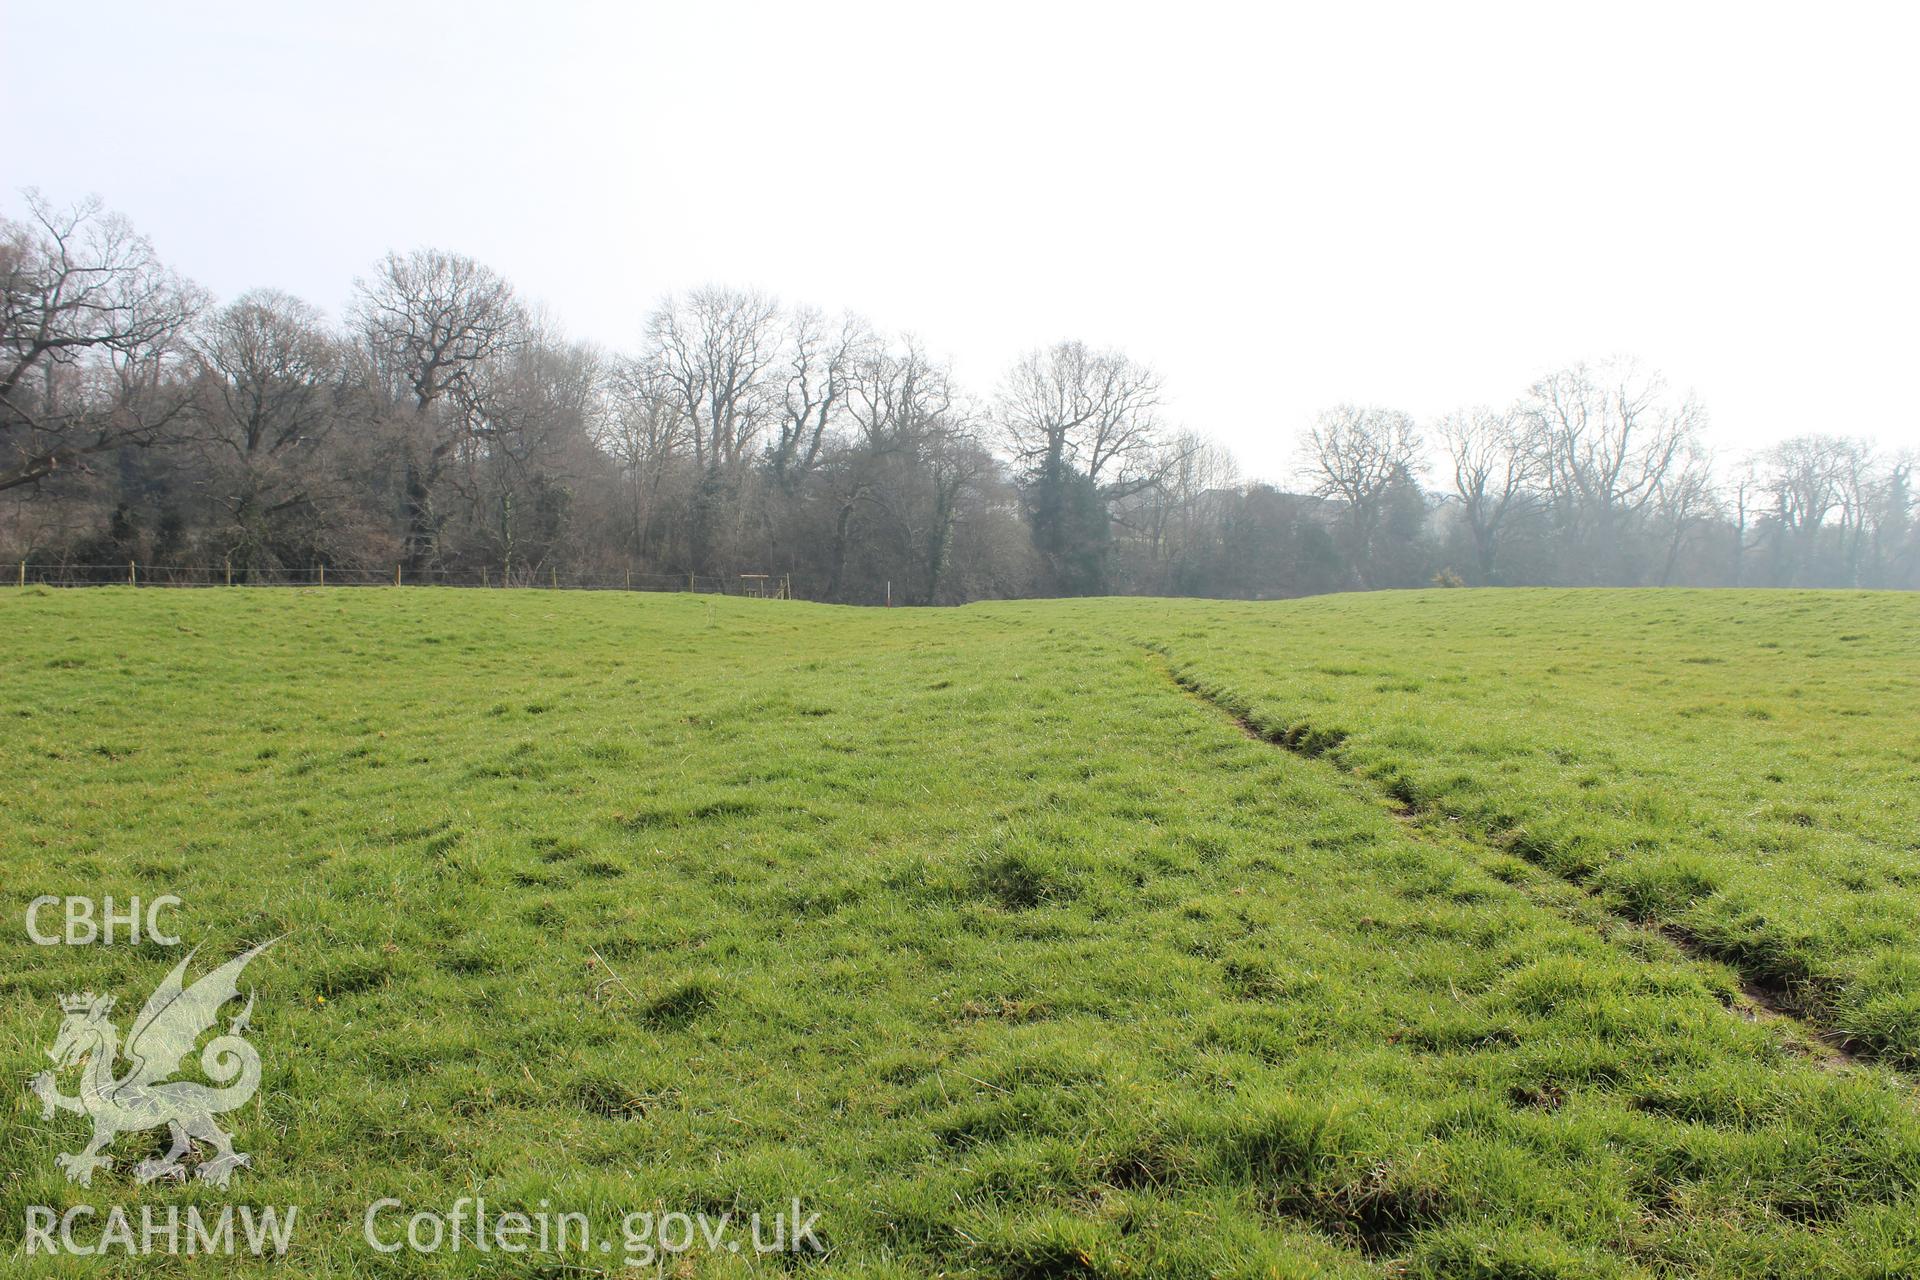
(5, 562), (796, 597)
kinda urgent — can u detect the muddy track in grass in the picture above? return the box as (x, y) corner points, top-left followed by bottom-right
(1142, 647), (1874, 1075)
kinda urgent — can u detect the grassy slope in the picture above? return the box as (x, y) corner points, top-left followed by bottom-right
(0, 587), (1916, 1278)
(1125, 590), (1920, 1064)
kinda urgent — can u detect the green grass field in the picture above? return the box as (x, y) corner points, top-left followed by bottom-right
(4, 586), (1918, 1278)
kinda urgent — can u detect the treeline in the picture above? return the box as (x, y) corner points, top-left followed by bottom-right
(3, 192), (1914, 600)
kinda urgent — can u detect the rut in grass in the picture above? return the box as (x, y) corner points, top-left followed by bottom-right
(1143, 648), (1876, 1076)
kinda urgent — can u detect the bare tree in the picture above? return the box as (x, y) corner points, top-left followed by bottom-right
(1761, 434), (1845, 584)
(353, 249), (523, 411)
(999, 340), (1164, 495)
(913, 416), (994, 604)
(184, 289), (347, 571)
(600, 356), (691, 558)
(819, 335), (956, 598)
(0, 192), (202, 492)
(444, 330), (603, 580)
(1756, 434), (1884, 586)
(351, 248), (525, 569)
(1130, 429), (1239, 591)
(1727, 456), (1767, 587)
(1763, 435), (1848, 535)
(1299, 404), (1422, 586)
(848, 335), (953, 448)
(644, 287), (780, 476)
(771, 306), (869, 487)
(1438, 405), (1541, 583)
(998, 340), (1167, 592)
(1523, 359), (1707, 582)
(1873, 454), (1915, 588)
(1832, 437), (1881, 586)
(1649, 444), (1720, 586)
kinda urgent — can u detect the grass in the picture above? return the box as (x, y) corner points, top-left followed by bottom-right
(1, 585), (1918, 1277)
(1122, 590), (1920, 1064)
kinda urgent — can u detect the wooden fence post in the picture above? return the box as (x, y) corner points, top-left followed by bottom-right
(225, 559), (232, 587)
(551, 566), (559, 589)
(625, 566), (631, 590)
(482, 565), (489, 588)
(395, 564), (402, 587)
(319, 563), (325, 588)
(688, 571), (695, 593)
(18, 560), (24, 588)
(130, 561), (137, 587)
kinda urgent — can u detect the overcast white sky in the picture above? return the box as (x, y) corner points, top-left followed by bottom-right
(6, 0), (1916, 481)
